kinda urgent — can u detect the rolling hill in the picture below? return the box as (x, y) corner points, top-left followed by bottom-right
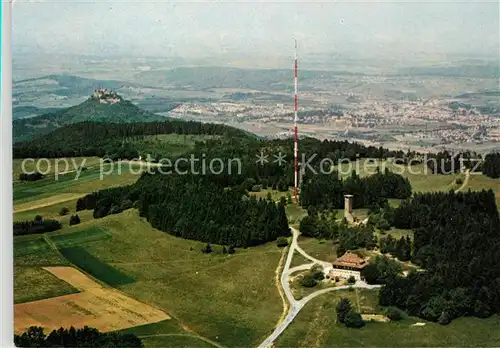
(13, 93), (168, 142)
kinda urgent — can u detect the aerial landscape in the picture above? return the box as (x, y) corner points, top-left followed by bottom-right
(10, 1), (500, 347)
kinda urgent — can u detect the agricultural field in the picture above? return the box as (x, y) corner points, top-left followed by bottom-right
(275, 289), (500, 347)
(14, 266), (169, 334)
(14, 267), (78, 304)
(13, 209), (284, 347)
(13, 160), (141, 223)
(13, 163), (139, 206)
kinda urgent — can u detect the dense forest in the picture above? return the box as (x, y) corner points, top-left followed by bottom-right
(76, 172), (290, 247)
(380, 190), (500, 323)
(483, 153), (500, 178)
(300, 168), (412, 210)
(14, 326), (142, 347)
(13, 119), (406, 161)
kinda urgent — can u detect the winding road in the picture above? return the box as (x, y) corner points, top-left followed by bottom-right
(258, 227), (381, 348)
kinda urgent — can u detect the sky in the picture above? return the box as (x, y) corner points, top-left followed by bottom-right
(13, 0), (500, 60)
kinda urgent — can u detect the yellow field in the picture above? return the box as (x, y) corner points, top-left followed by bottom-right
(14, 267), (170, 334)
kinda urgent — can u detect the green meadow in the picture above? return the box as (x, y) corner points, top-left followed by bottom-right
(12, 155), (500, 347)
(276, 289), (500, 347)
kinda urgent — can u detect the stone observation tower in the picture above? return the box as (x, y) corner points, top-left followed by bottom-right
(344, 194), (354, 223)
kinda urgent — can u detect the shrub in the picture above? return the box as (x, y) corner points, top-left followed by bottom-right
(438, 311), (452, 325)
(344, 310), (365, 328)
(347, 276), (356, 284)
(376, 218), (391, 231)
(59, 207), (70, 216)
(34, 215), (43, 222)
(19, 172), (44, 182)
(386, 307), (403, 321)
(310, 264), (324, 280)
(202, 243), (213, 254)
(300, 274), (318, 287)
(276, 237), (289, 247)
(69, 214), (81, 226)
(455, 178), (463, 185)
(228, 245), (236, 254)
(109, 205), (122, 215)
(222, 246), (228, 254)
(251, 185), (262, 192)
(336, 298), (352, 323)
(120, 199), (133, 211)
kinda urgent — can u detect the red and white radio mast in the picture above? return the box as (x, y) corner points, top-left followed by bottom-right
(293, 39), (299, 203)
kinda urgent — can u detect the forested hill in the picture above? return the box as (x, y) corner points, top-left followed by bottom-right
(13, 93), (167, 142)
(13, 120), (253, 159)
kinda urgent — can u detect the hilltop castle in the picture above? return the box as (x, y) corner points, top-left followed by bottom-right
(91, 88), (122, 104)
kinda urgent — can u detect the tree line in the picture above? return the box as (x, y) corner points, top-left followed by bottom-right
(483, 153), (500, 178)
(14, 216), (62, 236)
(380, 190), (500, 323)
(300, 168), (412, 210)
(14, 326), (142, 347)
(13, 120), (251, 159)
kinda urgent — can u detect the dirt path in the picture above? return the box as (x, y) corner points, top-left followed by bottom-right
(14, 193), (86, 213)
(275, 245), (289, 326)
(454, 169), (470, 193)
(258, 227), (381, 348)
(137, 333), (224, 348)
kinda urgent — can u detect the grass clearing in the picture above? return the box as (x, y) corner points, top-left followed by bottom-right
(249, 188), (291, 202)
(298, 237), (337, 263)
(14, 267), (79, 304)
(140, 335), (218, 348)
(332, 159), (464, 194)
(129, 134), (219, 158)
(12, 157), (102, 181)
(50, 227), (111, 249)
(276, 288), (500, 347)
(466, 174), (500, 211)
(375, 228), (414, 241)
(285, 203), (307, 225)
(59, 246), (135, 286)
(118, 320), (219, 348)
(13, 165), (139, 205)
(14, 238), (51, 257)
(290, 251), (313, 268)
(289, 271), (343, 300)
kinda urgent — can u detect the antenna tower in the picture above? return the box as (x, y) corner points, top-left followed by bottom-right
(293, 39), (299, 203)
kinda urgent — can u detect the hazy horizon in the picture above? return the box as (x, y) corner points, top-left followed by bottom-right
(13, 0), (500, 64)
